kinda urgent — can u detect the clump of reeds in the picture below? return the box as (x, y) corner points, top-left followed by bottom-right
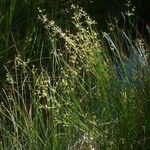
(1, 2), (150, 149)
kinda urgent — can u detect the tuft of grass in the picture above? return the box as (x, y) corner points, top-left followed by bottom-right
(0, 2), (150, 150)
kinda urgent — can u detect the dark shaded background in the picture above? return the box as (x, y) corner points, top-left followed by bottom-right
(76, 0), (150, 33)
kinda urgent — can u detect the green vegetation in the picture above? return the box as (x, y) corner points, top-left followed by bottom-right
(0, 1), (150, 149)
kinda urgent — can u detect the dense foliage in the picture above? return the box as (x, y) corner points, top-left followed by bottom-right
(0, 0), (150, 149)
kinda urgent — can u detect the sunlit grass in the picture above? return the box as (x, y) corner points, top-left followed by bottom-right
(0, 2), (150, 150)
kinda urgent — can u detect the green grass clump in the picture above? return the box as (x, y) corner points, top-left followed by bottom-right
(0, 2), (150, 150)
